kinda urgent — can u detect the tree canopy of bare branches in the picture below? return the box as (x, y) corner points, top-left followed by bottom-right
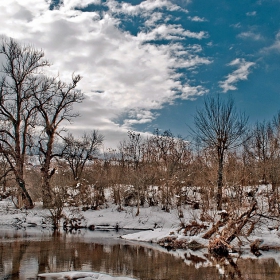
(192, 95), (248, 210)
(34, 74), (84, 207)
(62, 131), (104, 181)
(0, 37), (50, 208)
(0, 37), (84, 208)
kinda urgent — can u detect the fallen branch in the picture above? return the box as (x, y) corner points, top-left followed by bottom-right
(202, 220), (225, 239)
(225, 201), (257, 244)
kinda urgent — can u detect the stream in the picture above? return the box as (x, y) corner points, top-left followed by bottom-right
(0, 227), (280, 279)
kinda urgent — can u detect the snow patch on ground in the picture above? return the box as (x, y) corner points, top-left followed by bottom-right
(38, 271), (135, 280)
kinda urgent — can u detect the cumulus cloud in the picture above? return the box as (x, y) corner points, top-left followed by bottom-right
(219, 58), (255, 93)
(59, 0), (101, 10)
(0, 0), (209, 147)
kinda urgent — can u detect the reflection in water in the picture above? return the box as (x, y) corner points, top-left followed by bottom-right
(0, 228), (280, 279)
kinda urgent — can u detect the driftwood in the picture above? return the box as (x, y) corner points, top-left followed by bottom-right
(202, 220), (226, 239)
(202, 211), (229, 239)
(208, 201), (257, 256)
(184, 221), (208, 236)
(225, 201), (257, 243)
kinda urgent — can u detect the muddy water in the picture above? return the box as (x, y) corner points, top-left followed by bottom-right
(0, 228), (280, 279)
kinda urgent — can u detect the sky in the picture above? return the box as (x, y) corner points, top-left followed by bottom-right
(1, 0), (280, 148)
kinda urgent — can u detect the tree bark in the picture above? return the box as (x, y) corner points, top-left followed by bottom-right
(16, 177), (34, 209)
(217, 150), (224, 211)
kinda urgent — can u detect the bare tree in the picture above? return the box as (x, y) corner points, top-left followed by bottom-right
(0, 154), (14, 198)
(119, 131), (142, 170)
(244, 117), (280, 212)
(62, 131), (104, 181)
(150, 129), (189, 212)
(33, 75), (84, 207)
(246, 121), (272, 184)
(192, 95), (248, 210)
(119, 131), (143, 215)
(0, 37), (50, 208)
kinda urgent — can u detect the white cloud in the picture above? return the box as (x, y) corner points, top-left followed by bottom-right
(237, 31), (263, 41)
(106, 0), (186, 15)
(188, 16), (206, 22)
(262, 31), (280, 53)
(246, 11), (257, 16)
(0, 0), (209, 148)
(137, 24), (207, 41)
(231, 22), (241, 28)
(180, 85), (208, 99)
(60, 0), (101, 10)
(177, 55), (211, 68)
(219, 58), (255, 93)
(144, 12), (165, 27)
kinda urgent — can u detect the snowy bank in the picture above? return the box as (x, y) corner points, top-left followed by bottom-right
(1, 190), (280, 259)
(38, 271), (136, 280)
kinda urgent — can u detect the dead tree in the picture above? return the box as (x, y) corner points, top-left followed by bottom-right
(246, 118), (280, 211)
(34, 74), (84, 208)
(207, 201), (257, 256)
(119, 131), (143, 216)
(0, 37), (50, 208)
(62, 131), (104, 181)
(150, 129), (189, 212)
(192, 95), (248, 210)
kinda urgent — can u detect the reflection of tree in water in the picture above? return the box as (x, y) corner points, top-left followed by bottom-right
(0, 233), (217, 280)
(207, 254), (244, 280)
(206, 253), (280, 280)
(1, 232), (280, 280)
(0, 240), (27, 279)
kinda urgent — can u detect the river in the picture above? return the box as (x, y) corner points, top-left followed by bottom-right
(0, 227), (279, 279)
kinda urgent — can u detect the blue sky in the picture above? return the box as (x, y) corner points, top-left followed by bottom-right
(1, 0), (280, 147)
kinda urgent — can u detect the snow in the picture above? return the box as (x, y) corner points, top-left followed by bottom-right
(83, 203), (179, 230)
(38, 271), (135, 280)
(121, 228), (173, 242)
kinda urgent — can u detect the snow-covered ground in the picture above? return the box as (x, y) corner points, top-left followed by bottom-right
(38, 271), (136, 280)
(0, 194), (279, 251)
(0, 198), (180, 230)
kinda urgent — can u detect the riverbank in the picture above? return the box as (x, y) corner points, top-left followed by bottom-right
(1, 194), (280, 258)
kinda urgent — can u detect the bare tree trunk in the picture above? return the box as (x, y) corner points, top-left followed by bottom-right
(40, 133), (55, 208)
(217, 154), (223, 211)
(136, 189), (140, 216)
(16, 177), (33, 209)
(41, 171), (54, 208)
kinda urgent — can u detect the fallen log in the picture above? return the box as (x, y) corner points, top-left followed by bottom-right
(202, 220), (225, 239)
(225, 201), (257, 244)
(202, 211), (229, 239)
(208, 201), (257, 257)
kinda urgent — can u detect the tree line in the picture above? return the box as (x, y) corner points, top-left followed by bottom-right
(0, 37), (280, 215)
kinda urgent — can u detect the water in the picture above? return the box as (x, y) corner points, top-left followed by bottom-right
(0, 227), (280, 279)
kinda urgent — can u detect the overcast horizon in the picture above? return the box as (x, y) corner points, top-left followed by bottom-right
(1, 0), (280, 149)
